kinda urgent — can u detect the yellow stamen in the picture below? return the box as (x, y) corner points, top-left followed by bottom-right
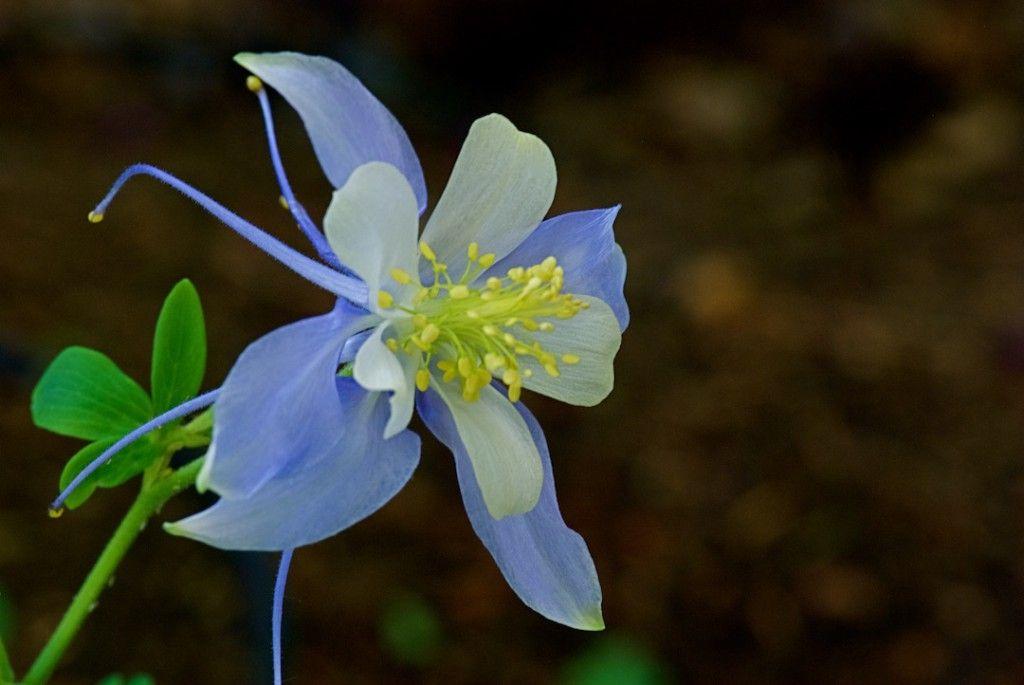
(420, 323), (440, 344)
(467, 242), (479, 261)
(377, 291), (394, 309)
(415, 368), (431, 392)
(450, 285), (470, 299)
(390, 267), (412, 285)
(419, 240), (437, 261)
(246, 75), (263, 92)
(562, 353), (580, 364)
(87, 211), (104, 223)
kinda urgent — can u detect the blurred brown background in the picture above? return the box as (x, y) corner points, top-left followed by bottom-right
(3, 1), (1024, 683)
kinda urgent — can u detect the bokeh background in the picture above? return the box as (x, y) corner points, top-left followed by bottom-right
(3, 1), (1024, 683)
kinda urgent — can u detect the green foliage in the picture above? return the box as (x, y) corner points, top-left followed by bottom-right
(378, 595), (443, 667)
(151, 279), (206, 415)
(32, 347), (151, 440)
(561, 637), (669, 685)
(59, 438), (165, 509)
(96, 673), (155, 685)
(32, 280), (209, 509)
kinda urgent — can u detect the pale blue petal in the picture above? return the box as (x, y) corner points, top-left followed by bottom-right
(417, 390), (604, 630)
(236, 52), (428, 212)
(198, 301), (377, 498)
(168, 379), (420, 550)
(482, 206), (628, 330)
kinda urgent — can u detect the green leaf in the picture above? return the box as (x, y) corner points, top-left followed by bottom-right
(97, 674), (155, 685)
(151, 279), (206, 414)
(32, 347), (152, 440)
(561, 638), (670, 685)
(378, 595), (443, 667)
(59, 437), (165, 509)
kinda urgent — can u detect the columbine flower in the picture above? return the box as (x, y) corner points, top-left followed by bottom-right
(85, 52), (626, 630)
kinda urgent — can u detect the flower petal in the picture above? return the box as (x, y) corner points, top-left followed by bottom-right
(235, 51), (428, 212)
(429, 377), (543, 518)
(483, 206), (629, 330)
(417, 390), (603, 630)
(420, 114), (556, 277)
(353, 322), (417, 438)
(324, 162), (422, 312)
(168, 379), (420, 550)
(521, 295), (621, 407)
(199, 300), (376, 498)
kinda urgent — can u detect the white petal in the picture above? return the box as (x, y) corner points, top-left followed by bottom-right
(353, 323), (416, 437)
(421, 114), (556, 277)
(324, 162), (421, 311)
(521, 296), (621, 406)
(432, 378), (543, 518)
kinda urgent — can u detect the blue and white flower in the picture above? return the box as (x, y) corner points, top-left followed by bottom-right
(83, 52), (627, 630)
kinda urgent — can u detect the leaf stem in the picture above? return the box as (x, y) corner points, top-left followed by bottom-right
(0, 634), (14, 684)
(22, 458), (203, 685)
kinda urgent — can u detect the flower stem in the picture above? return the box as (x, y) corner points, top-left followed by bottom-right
(22, 458), (204, 685)
(0, 634), (14, 684)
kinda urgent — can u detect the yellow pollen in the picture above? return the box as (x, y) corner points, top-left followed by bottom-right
(419, 240), (437, 261)
(87, 211), (104, 223)
(246, 75), (263, 92)
(48, 506), (65, 519)
(390, 267), (413, 284)
(382, 244), (587, 402)
(420, 323), (440, 344)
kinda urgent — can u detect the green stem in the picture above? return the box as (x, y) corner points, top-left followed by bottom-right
(22, 459), (203, 685)
(0, 634), (14, 684)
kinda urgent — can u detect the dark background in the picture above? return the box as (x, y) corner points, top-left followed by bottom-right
(3, 1), (1024, 683)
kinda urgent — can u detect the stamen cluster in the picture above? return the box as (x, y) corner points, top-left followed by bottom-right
(379, 242), (586, 402)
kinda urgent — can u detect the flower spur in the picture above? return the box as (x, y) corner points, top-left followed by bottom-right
(64, 52), (628, 632)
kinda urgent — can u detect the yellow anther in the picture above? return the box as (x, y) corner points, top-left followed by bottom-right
(522, 276), (543, 294)
(482, 325), (499, 336)
(562, 353), (580, 364)
(377, 290), (394, 309)
(484, 353), (504, 371)
(87, 211), (104, 224)
(541, 256), (558, 271)
(246, 75), (263, 92)
(415, 368), (431, 392)
(503, 333), (516, 346)
(508, 382), (522, 403)
(420, 323), (440, 344)
(410, 335), (430, 352)
(521, 319), (539, 331)
(507, 267), (525, 281)
(419, 240), (437, 261)
(390, 267), (412, 285)
(505, 317), (519, 327)
(486, 277), (502, 290)
(413, 288), (430, 305)
(502, 369), (520, 385)
(450, 285), (470, 299)
(386, 338), (399, 352)
(466, 309), (480, 319)
(437, 360), (458, 383)
(467, 242), (479, 261)
(412, 314), (428, 328)
(278, 195), (290, 210)
(539, 322), (555, 332)
(544, 362), (561, 377)
(480, 291), (498, 301)
(457, 357), (474, 378)
(462, 376), (481, 402)
(478, 253), (496, 268)
(48, 506), (65, 519)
